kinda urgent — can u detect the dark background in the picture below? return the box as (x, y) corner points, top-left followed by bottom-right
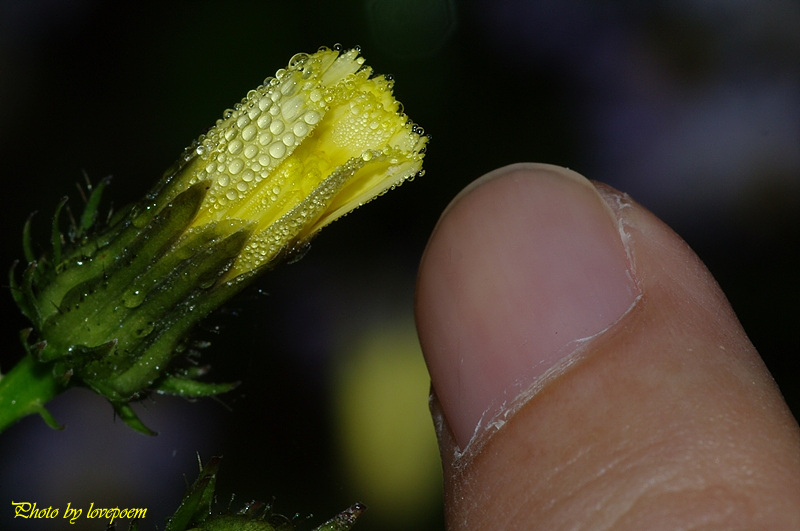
(1, 1), (798, 530)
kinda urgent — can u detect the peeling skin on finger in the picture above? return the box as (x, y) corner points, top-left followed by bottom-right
(440, 290), (643, 469)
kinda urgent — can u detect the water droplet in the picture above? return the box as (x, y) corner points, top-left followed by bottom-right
(228, 158), (244, 174)
(280, 78), (297, 96)
(236, 115), (250, 128)
(199, 276), (216, 290)
(241, 124), (257, 141)
(123, 289), (145, 308)
(303, 111), (321, 125)
(268, 142), (286, 158)
(293, 122), (309, 137)
(269, 120), (285, 135)
(242, 169), (255, 182)
(227, 139), (243, 154)
(258, 131), (273, 146)
(243, 144), (259, 159)
(289, 52), (308, 68)
(135, 322), (155, 338)
(257, 114), (272, 129)
(281, 95), (304, 121)
(282, 132), (296, 146)
(226, 190), (238, 201)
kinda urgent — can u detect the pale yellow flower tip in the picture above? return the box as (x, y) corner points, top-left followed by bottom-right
(177, 46), (428, 281)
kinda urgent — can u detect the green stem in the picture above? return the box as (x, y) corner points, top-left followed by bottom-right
(0, 354), (65, 434)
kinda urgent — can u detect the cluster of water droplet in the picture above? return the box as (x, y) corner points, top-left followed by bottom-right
(185, 51), (337, 219)
(236, 156), (367, 274)
(173, 46), (428, 279)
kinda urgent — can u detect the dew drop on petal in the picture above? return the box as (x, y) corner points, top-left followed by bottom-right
(244, 144), (259, 159)
(228, 158), (244, 174)
(242, 124), (257, 141)
(293, 122), (309, 137)
(304, 111), (321, 125)
(258, 132), (273, 146)
(268, 142), (286, 159)
(269, 120), (285, 135)
(281, 95), (304, 121)
(227, 139), (243, 154)
(258, 96), (272, 111)
(257, 114), (272, 129)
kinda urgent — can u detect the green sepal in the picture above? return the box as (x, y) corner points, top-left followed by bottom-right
(94, 228), (251, 400)
(34, 403), (64, 431)
(165, 456), (221, 531)
(50, 196), (69, 267)
(76, 176), (110, 238)
(36, 180), (210, 326)
(311, 504), (366, 531)
(0, 354), (66, 433)
(9, 261), (40, 325)
(113, 401), (157, 436)
(193, 514), (291, 531)
(154, 375), (239, 398)
(22, 212), (36, 264)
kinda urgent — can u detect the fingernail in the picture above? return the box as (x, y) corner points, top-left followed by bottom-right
(416, 163), (640, 453)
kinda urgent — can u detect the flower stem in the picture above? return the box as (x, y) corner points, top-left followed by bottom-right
(0, 354), (65, 434)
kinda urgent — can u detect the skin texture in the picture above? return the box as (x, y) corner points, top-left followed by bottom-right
(415, 164), (800, 530)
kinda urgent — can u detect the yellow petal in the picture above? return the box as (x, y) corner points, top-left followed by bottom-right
(172, 46), (427, 281)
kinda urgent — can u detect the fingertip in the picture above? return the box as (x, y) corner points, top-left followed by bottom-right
(416, 164), (800, 529)
(416, 163), (639, 452)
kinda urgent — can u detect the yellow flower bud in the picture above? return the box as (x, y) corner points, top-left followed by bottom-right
(5, 46), (427, 434)
(172, 46), (428, 281)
